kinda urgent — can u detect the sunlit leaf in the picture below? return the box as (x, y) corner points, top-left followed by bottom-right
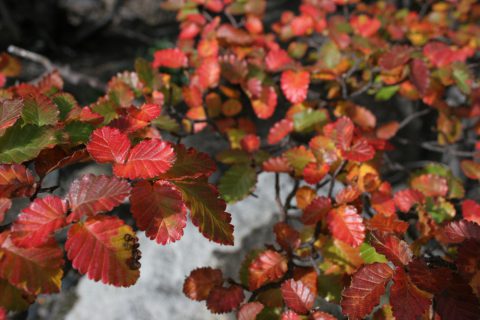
(130, 180), (186, 244)
(65, 215), (140, 287)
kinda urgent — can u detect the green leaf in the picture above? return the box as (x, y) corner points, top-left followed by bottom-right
(91, 99), (118, 124)
(0, 123), (56, 163)
(219, 164), (257, 203)
(317, 272), (343, 303)
(359, 243), (387, 264)
(452, 62), (471, 94)
(216, 149), (250, 165)
(171, 179), (234, 245)
(293, 109), (328, 133)
(65, 121), (94, 144)
(22, 94), (58, 126)
(319, 41), (341, 69)
(425, 197), (455, 223)
(152, 114), (180, 133)
(0, 278), (34, 311)
(52, 93), (78, 121)
(375, 85), (399, 101)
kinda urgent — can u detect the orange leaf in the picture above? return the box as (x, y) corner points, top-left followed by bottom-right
(249, 250), (288, 290)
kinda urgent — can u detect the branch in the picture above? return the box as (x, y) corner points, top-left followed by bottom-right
(7, 45), (106, 91)
(397, 108), (431, 130)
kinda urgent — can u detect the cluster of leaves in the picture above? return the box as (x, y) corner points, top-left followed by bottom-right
(1, 0), (480, 319)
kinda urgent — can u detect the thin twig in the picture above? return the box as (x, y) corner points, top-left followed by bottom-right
(8, 45), (106, 91)
(328, 161), (346, 198)
(8, 45), (53, 71)
(397, 108), (431, 130)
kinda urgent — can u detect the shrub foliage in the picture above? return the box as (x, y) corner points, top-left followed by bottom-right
(1, 0), (480, 318)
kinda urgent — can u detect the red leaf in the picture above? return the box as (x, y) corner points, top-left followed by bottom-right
(240, 134), (260, 153)
(113, 139), (176, 179)
(125, 103), (162, 132)
(350, 15), (381, 38)
(423, 42), (456, 68)
(197, 57), (221, 89)
(342, 138), (375, 162)
(281, 70), (310, 104)
(327, 205), (365, 247)
(87, 126), (131, 164)
(366, 213), (409, 234)
(462, 199), (480, 225)
(281, 310), (301, 320)
(281, 279), (315, 314)
(324, 117), (354, 152)
(11, 195), (67, 248)
(411, 174), (448, 197)
(371, 191), (395, 216)
(371, 233), (412, 266)
(376, 121), (399, 140)
(0, 164), (36, 198)
(410, 59), (430, 95)
(461, 160), (480, 180)
(65, 215), (140, 287)
(216, 24), (253, 46)
(302, 196), (331, 225)
(0, 198), (11, 223)
(341, 263), (394, 319)
(262, 156), (292, 173)
(35, 147), (89, 178)
(172, 179), (234, 245)
(442, 219), (480, 243)
(378, 45), (413, 70)
(435, 275), (480, 320)
(267, 119), (294, 145)
(206, 284), (244, 314)
(0, 233), (64, 294)
(311, 311), (336, 320)
(183, 267), (223, 301)
(335, 185), (362, 205)
(159, 144), (216, 180)
(408, 259), (452, 294)
(0, 98), (23, 130)
(248, 250), (288, 290)
(274, 222), (301, 252)
(394, 188), (424, 213)
(303, 162), (329, 184)
(67, 174), (131, 222)
(266, 49), (293, 72)
(390, 267), (432, 320)
(130, 180), (186, 244)
(238, 302), (264, 320)
(152, 48), (188, 68)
